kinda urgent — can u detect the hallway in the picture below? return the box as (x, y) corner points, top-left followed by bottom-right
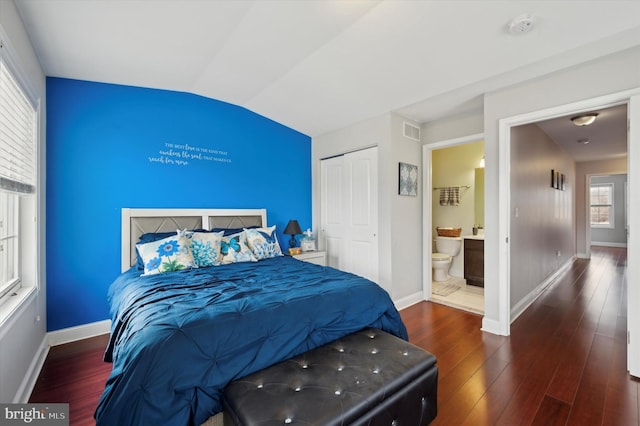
(403, 245), (638, 425)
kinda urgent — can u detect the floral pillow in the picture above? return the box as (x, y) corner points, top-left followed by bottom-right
(136, 231), (197, 275)
(191, 231), (224, 267)
(219, 231), (257, 265)
(244, 226), (283, 260)
(135, 231), (177, 270)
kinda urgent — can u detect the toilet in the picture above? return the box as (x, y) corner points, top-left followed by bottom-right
(432, 236), (462, 282)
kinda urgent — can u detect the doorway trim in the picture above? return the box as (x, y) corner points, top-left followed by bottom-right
(422, 133), (484, 303)
(497, 88), (639, 365)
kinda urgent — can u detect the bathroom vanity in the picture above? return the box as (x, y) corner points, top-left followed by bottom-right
(464, 235), (484, 287)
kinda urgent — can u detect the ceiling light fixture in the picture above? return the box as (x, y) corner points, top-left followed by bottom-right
(578, 138), (590, 145)
(570, 113), (598, 126)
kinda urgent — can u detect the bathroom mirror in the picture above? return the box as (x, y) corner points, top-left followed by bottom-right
(474, 167), (484, 227)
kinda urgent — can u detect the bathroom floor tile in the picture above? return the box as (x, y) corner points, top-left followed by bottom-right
(430, 276), (484, 314)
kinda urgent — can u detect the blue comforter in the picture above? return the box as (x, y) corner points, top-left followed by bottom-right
(95, 256), (407, 426)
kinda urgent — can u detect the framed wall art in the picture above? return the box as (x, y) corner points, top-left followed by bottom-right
(399, 162), (418, 196)
(551, 169), (566, 190)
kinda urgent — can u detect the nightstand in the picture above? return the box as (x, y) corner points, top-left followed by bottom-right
(292, 251), (326, 266)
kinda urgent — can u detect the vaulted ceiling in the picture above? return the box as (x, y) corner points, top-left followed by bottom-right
(15, 0), (640, 148)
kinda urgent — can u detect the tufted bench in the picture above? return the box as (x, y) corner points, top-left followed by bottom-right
(222, 328), (438, 425)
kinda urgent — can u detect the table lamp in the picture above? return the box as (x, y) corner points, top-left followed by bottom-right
(283, 220), (302, 248)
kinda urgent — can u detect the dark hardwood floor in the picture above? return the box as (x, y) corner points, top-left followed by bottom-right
(29, 246), (638, 425)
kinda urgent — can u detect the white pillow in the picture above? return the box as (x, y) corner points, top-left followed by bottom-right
(191, 231), (224, 267)
(219, 231), (257, 264)
(136, 231), (197, 275)
(244, 226), (283, 260)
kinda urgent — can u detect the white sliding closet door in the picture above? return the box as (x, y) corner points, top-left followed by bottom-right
(320, 155), (346, 271)
(320, 147), (378, 282)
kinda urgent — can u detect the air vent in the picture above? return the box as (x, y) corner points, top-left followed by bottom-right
(403, 122), (420, 141)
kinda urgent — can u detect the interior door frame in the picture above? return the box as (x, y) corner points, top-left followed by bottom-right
(628, 94), (639, 377)
(422, 133), (484, 303)
(498, 89), (639, 376)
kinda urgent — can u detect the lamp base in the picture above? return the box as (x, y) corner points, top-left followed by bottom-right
(289, 235), (297, 248)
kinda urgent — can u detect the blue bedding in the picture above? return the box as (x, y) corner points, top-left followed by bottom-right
(95, 256), (407, 426)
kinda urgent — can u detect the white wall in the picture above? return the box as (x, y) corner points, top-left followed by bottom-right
(422, 110), (484, 144)
(389, 113), (423, 301)
(312, 112), (423, 305)
(0, 0), (47, 403)
(483, 46), (640, 333)
(312, 114), (391, 290)
(420, 47), (640, 334)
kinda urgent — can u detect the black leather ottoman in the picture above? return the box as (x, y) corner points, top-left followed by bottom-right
(222, 328), (438, 425)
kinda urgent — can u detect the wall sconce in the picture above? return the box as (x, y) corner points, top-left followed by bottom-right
(570, 113), (598, 126)
(479, 155), (485, 168)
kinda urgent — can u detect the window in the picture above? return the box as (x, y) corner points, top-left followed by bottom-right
(590, 183), (614, 228)
(0, 193), (19, 300)
(0, 37), (37, 307)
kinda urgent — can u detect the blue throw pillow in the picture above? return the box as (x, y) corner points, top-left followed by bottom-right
(191, 231), (224, 267)
(219, 232), (257, 264)
(136, 231), (197, 275)
(244, 226), (283, 260)
(135, 232), (177, 269)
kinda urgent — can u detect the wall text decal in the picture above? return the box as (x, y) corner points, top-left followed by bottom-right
(149, 142), (232, 166)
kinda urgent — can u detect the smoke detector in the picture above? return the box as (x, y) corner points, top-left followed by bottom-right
(508, 14), (536, 35)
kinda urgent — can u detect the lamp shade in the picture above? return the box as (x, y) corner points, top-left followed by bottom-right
(284, 220), (302, 249)
(284, 220), (302, 235)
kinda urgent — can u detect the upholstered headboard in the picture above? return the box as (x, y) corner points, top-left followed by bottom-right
(121, 208), (267, 272)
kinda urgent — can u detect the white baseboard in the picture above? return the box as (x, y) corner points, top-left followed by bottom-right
(48, 319), (111, 347)
(14, 335), (49, 403)
(510, 256), (576, 323)
(591, 241), (628, 248)
(481, 317), (508, 336)
(394, 291), (424, 311)
(14, 320), (111, 403)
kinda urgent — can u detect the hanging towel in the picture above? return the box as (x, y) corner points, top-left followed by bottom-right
(439, 187), (460, 206)
(450, 186), (460, 206)
(439, 188), (449, 206)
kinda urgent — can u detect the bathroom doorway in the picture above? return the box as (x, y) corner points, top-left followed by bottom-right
(423, 135), (485, 314)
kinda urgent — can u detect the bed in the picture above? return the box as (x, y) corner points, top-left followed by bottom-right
(95, 208), (408, 426)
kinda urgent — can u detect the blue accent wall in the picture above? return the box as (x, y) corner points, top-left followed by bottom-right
(46, 78), (311, 331)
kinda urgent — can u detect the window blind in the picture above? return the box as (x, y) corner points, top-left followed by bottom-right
(0, 44), (36, 194)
